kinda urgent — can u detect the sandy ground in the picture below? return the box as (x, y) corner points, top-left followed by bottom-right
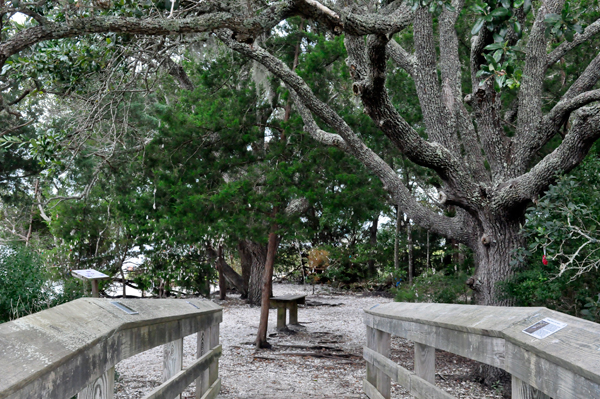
(114, 283), (504, 398)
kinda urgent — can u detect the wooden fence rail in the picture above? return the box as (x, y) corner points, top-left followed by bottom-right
(0, 298), (222, 399)
(362, 303), (600, 399)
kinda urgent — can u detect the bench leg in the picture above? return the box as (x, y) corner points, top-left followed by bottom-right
(277, 307), (287, 329)
(289, 302), (299, 325)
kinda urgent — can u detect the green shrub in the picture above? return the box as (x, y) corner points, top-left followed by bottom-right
(0, 245), (51, 322)
(394, 270), (471, 304)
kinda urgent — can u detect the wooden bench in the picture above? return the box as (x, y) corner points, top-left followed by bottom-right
(269, 294), (306, 329)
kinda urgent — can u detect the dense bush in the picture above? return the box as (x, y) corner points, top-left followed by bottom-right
(394, 270), (472, 304)
(502, 149), (600, 321)
(0, 245), (51, 322)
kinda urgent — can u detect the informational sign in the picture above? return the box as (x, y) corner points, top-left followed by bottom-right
(71, 269), (110, 280)
(522, 317), (567, 339)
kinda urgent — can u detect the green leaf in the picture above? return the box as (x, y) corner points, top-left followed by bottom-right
(493, 49), (503, 62)
(485, 42), (505, 50)
(564, 29), (574, 42)
(513, 0), (524, 8)
(490, 7), (511, 17)
(545, 13), (562, 24)
(472, 18), (485, 35)
(495, 74), (506, 87)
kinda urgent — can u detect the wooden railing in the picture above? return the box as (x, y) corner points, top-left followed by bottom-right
(0, 298), (222, 399)
(363, 302), (600, 399)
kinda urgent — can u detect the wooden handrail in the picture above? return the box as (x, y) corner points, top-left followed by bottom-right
(363, 302), (600, 399)
(0, 298), (222, 399)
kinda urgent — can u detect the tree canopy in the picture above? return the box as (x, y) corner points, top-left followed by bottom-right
(2, 0), (600, 306)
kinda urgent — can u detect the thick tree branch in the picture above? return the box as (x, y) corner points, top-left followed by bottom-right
(516, 52), (600, 166)
(290, 90), (351, 152)
(496, 105), (600, 211)
(162, 57), (195, 91)
(438, 0), (487, 182)
(290, 87), (471, 243)
(219, 31), (470, 242)
(387, 40), (415, 76)
(412, 7), (457, 153)
(515, 0), (566, 174)
(344, 31), (481, 211)
(546, 18), (600, 69)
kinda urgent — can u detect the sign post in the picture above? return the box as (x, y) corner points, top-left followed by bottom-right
(72, 269), (110, 298)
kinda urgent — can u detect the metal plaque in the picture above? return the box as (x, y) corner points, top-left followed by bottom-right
(522, 317), (567, 339)
(72, 269), (110, 280)
(110, 301), (139, 315)
(187, 301), (200, 309)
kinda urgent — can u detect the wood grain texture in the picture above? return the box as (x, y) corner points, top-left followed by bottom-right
(163, 339), (183, 399)
(364, 303), (600, 399)
(209, 324), (220, 386)
(512, 376), (551, 399)
(363, 348), (456, 399)
(414, 342), (435, 384)
(277, 307), (286, 329)
(364, 312), (505, 368)
(143, 346), (221, 399)
(195, 329), (210, 399)
(289, 302), (299, 325)
(505, 341), (600, 399)
(366, 326), (377, 388)
(375, 329), (391, 399)
(199, 378), (221, 399)
(363, 379), (386, 399)
(77, 366), (114, 399)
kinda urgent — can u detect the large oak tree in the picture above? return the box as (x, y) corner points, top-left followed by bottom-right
(3, 0), (600, 305)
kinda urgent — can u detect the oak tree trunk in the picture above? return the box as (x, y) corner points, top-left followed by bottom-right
(469, 217), (524, 306)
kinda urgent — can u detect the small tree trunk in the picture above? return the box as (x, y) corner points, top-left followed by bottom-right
(394, 205), (401, 270)
(25, 180), (39, 247)
(407, 217), (413, 285)
(426, 230), (430, 273)
(367, 215), (379, 277)
(120, 268), (126, 298)
(256, 230), (279, 348)
(217, 245), (227, 300)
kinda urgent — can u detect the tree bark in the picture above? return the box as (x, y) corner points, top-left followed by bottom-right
(217, 246), (227, 300)
(239, 240), (268, 306)
(256, 230), (279, 348)
(367, 215), (379, 277)
(207, 244), (246, 297)
(426, 230), (430, 273)
(238, 241), (252, 299)
(394, 204), (401, 271)
(407, 216), (413, 285)
(469, 217), (524, 306)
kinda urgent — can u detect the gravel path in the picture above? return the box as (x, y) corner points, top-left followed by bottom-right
(115, 284), (503, 398)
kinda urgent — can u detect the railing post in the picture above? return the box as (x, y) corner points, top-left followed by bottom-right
(163, 338), (184, 399)
(77, 366), (115, 399)
(414, 342), (435, 384)
(366, 325), (391, 399)
(195, 328), (209, 399)
(209, 322), (220, 386)
(512, 375), (551, 399)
